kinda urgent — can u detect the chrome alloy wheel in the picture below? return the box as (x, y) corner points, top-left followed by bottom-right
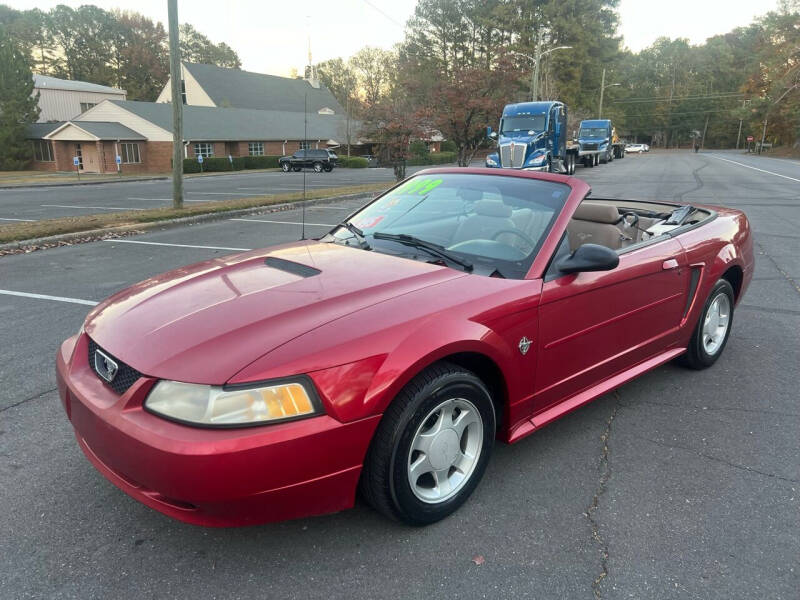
(702, 292), (731, 356)
(407, 398), (483, 504)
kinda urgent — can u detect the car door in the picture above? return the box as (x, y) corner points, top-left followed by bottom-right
(532, 237), (690, 412)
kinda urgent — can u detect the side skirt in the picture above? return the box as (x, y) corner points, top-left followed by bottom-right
(507, 347), (686, 444)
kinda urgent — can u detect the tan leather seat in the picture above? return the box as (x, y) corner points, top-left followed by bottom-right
(452, 200), (516, 245)
(567, 203), (626, 250)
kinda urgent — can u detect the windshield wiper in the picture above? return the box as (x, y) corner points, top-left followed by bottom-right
(372, 232), (473, 272)
(337, 221), (371, 249)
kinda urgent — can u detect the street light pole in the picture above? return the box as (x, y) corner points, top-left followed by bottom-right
(598, 69), (620, 119)
(531, 30), (543, 101)
(511, 42), (571, 103)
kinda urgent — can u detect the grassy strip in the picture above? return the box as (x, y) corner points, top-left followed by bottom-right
(0, 183), (389, 244)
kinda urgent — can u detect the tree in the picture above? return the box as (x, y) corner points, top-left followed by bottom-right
(350, 47), (394, 117)
(316, 57), (358, 110)
(179, 24), (241, 69)
(111, 11), (169, 100)
(424, 59), (518, 166)
(0, 26), (40, 169)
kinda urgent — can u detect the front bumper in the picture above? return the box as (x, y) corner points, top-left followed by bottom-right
(56, 334), (381, 527)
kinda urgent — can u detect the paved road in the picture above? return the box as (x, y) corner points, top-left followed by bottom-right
(0, 151), (798, 599)
(0, 166), (431, 222)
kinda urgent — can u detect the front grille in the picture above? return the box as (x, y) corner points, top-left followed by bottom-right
(499, 143), (527, 168)
(88, 338), (142, 396)
(582, 142), (598, 151)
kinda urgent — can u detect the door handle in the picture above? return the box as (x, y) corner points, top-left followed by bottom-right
(662, 259), (679, 270)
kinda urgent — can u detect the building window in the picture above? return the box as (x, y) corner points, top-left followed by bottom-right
(181, 80), (187, 104)
(79, 102), (96, 113)
(299, 141), (311, 150)
(194, 142), (214, 158)
(120, 142), (141, 164)
(248, 142), (264, 156)
(33, 140), (54, 162)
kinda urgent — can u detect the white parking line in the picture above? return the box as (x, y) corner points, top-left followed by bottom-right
(0, 217), (37, 222)
(0, 289), (97, 306)
(709, 154), (800, 183)
(41, 204), (144, 211)
(187, 191), (267, 196)
(230, 218), (335, 226)
(102, 239), (251, 251)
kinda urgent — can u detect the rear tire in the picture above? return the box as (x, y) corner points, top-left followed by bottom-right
(360, 363), (495, 525)
(281, 162), (291, 172)
(678, 279), (735, 369)
(313, 162), (323, 173)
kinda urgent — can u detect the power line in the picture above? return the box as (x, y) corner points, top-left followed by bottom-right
(362, 0), (405, 28)
(612, 93), (747, 104)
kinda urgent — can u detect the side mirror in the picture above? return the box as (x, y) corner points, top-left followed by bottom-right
(489, 131), (498, 140)
(557, 244), (619, 274)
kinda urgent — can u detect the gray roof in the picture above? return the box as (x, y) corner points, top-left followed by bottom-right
(71, 121), (146, 140)
(27, 122), (64, 139)
(183, 63), (345, 114)
(112, 100), (352, 143)
(33, 74), (126, 95)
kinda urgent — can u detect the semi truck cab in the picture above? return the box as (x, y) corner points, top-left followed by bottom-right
(485, 101), (568, 172)
(577, 119), (625, 163)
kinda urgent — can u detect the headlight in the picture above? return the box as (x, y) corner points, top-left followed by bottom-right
(145, 378), (321, 427)
(528, 153), (547, 166)
(485, 156), (498, 166)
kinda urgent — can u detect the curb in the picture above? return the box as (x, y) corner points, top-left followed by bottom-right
(0, 175), (169, 190)
(0, 191), (376, 254)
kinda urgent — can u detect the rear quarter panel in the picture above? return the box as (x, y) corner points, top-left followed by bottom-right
(672, 206), (754, 345)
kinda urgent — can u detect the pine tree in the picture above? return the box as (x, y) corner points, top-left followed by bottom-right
(0, 26), (40, 170)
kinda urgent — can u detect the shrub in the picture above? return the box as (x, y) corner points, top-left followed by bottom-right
(407, 151), (457, 166)
(441, 140), (457, 152)
(243, 155), (280, 169)
(338, 156), (369, 168)
(409, 140), (429, 158)
(182, 158), (201, 173)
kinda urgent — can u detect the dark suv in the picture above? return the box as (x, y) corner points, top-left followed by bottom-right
(279, 149), (338, 173)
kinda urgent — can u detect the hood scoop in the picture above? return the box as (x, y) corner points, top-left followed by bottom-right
(264, 256), (320, 278)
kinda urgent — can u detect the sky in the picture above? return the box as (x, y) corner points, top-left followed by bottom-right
(6, 0), (782, 76)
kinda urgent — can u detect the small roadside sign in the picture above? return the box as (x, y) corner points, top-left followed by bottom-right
(73, 156), (80, 166)
(197, 155), (204, 163)
(746, 136), (754, 142)
(116, 155), (122, 164)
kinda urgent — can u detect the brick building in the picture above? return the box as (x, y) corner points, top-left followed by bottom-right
(27, 63), (357, 174)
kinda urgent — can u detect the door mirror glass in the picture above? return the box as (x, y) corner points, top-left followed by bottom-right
(489, 131), (498, 139)
(557, 243), (619, 274)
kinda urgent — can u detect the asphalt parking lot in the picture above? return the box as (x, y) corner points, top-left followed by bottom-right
(0, 165), (427, 221)
(1, 151), (798, 599)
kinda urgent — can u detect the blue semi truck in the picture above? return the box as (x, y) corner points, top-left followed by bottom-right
(485, 101), (577, 174)
(575, 119), (626, 165)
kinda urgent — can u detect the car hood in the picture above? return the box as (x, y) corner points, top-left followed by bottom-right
(85, 241), (464, 384)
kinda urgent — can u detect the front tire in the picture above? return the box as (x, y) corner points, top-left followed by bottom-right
(679, 279), (735, 369)
(360, 363), (495, 525)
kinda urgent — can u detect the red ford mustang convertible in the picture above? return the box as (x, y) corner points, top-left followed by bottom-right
(56, 168), (753, 526)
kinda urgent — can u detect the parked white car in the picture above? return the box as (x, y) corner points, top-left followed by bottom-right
(625, 144), (646, 153)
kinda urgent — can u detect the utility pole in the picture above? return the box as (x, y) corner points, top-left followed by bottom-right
(701, 114), (710, 149)
(735, 100), (745, 150)
(531, 29), (543, 101)
(167, 0), (183, 209)
(598, 68), (606, 118)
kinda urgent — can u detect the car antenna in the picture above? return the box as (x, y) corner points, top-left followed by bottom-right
(301, 91), (307, 240)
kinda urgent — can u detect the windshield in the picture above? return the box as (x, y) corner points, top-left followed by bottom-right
(327, 173), (570, 279)
(579, 127), (608, 138)
(500, 114), (546, 134)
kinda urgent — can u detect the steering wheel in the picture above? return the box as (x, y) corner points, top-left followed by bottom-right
(490, 229), (538, 248)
